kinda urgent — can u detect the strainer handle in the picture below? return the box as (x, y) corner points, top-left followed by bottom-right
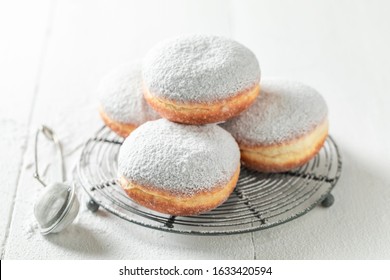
(33, 125), (65, 187)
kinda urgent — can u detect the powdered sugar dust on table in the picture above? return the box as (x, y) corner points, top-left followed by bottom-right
(75, 125), (342, 235)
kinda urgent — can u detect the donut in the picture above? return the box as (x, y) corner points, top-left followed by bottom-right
(142, 35), (261, 125)
(118, 119), (241, 216)
(98, 61), (160, 137)
(220, 78), (329, 173)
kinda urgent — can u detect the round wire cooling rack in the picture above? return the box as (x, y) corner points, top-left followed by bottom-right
(75, 126), (342, 235)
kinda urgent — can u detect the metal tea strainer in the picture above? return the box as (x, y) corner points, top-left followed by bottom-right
(33, 125), (79, 235)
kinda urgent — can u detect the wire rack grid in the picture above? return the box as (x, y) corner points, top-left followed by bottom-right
(75, 126), (342, 235)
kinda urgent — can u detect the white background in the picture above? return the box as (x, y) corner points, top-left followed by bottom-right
(2, 260), (390, 279)
(0, 0), (389, 259)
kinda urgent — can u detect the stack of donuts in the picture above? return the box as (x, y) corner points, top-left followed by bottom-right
(98, 35), (329, 216)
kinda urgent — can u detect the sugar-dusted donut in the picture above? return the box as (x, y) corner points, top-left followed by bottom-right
(142, 35), (260, 124)
(221, 78), (329, 173)
(118, 119), (240, 216)
(98, 61), (160, 137)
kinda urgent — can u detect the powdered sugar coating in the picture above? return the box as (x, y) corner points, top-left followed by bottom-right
(98, 61), (160, 125)
(118, 119), (240, 196)
(221, 78), (328, 146)
(143, 35), (260, 103)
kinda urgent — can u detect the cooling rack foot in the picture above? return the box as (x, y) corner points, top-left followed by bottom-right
(87, 199), (99, 212)
(321, 193), (335, 207)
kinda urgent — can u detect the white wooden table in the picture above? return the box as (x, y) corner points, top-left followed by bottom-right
(1, 0), (390, 259)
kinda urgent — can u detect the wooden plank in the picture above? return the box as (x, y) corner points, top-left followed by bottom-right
(0, 0), (52, 257)
(4, 0), (256, 259)
(231, 0), (390, 258)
